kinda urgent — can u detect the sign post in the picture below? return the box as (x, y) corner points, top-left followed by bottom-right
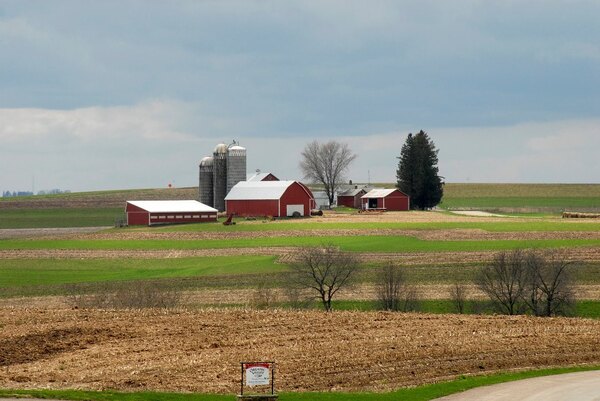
(238, 361), (277, 401)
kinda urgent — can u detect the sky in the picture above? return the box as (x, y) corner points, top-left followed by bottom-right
(1, 0), (599, 192)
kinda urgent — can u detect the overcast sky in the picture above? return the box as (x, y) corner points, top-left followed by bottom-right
(1, 1), (599, 192)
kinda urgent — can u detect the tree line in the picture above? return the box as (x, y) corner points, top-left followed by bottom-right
(299, 130), (444, 210)
(282, 245), (575, 316)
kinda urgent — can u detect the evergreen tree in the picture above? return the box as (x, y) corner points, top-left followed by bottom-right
(396, 130), (444, 209)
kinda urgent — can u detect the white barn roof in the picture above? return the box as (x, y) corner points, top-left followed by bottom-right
(127, 200), (217, 213)
(247, 172), (275, 182)
(361, 188), (399, 199)
(225, 181), (297, 200)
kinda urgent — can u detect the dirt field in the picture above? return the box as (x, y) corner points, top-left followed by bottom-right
(1, 308), (599, 394)
(2, 247), (599, 265)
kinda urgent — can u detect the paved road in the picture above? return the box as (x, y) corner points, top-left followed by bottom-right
(434, 370), (600, 401)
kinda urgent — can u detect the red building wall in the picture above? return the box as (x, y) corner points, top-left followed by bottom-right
(280, 181), (314, 216)
(126, 203), (150, 226)
(226, 182), (315, 217)
(383, 193), (410, 211)
(361, 190), (410, 211)
(337, 196), (355, 208)
(226, 199), (279, 217)
(261, 173), (279, 181)
(126, 203), (217, 226)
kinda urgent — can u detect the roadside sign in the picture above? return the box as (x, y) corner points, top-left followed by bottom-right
(245, 363), (270, 386)
(240, 361), (275, 396)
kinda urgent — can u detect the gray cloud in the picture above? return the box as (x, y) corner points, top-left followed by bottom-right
(1, 1), (599, 191)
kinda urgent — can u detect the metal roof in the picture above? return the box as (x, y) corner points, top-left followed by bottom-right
(247, 172), (276, 182)
(361, 188), (399, 199)
(225, 181), (297, 200)
(338, 188), (366, 197)
(127, 200), (217, 213)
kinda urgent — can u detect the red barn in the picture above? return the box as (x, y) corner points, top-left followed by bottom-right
(225, 180), (315, 217)
(337, 187), (367, 209)
(125, 200), (218, 226)
(247, 172), (279, 182)
(361, 189), (410, 211)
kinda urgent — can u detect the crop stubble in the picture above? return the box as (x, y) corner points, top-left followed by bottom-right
(0, 308), (600, 393)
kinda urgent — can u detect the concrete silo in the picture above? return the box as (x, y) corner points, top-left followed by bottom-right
(198, 156), (214, 207)
(226, 144), (247, 195)
(212, 143), (228, 212)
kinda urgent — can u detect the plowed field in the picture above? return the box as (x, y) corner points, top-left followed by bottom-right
(1, 308), (600, 393)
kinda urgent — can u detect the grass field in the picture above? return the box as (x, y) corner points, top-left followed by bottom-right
(0, 256), (280, 288)
(440, 183), (600, 211)
(0, 208), (122, 229)
(1, 236), (598, 252)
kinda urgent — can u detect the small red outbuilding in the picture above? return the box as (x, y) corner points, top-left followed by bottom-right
(125, 200), (218, 226)
(225, 180), (315, 217)
(361, 189), (410, 211)
(337, 187), (367, 209)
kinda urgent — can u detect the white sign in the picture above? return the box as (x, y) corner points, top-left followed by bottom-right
(245, 363), (270, 386)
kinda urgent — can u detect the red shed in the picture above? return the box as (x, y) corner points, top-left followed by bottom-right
(225, 180), (315, 217)
(126, 200), (218, 226)
(361, 189), (410, 211)
(337, 187), (367, 209)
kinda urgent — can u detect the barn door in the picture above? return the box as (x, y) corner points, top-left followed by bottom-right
(286, 204), (304, 217)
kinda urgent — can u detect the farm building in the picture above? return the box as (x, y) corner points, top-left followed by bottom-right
(361, 189), (410, 211)
(225, 180), (316, 217)
(247, 171), (279, 182)
(311, 191), (331, 209)
(337, 187), (367, 209)
(125, 200), (218, 226)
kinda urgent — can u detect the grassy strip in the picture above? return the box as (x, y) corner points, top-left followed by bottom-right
(440, 196), (600, 209)
(0, 256), (281, 288)
(1, 365), (600, 401)
(1, 236), (598, 252)
(163, 219), (600, 233)
(333, 299), (600, 319)
(0, 208), (122, 229)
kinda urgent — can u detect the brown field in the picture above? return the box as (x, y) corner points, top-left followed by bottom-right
(1, 308), (600, 394)
(0, 188), (197, 209)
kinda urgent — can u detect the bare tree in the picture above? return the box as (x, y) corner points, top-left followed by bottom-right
(289, 245), (359, 312)
(524, 251), (575, 317)
(299, 140), (357, 206)
(376, 263), (405, 311)
(450, 282), (467, 314)
(376, 263), (421, 312)
(476, 250), (527, 315)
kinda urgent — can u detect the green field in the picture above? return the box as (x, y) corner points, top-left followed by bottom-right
(1, 235), (598, 252)
(0, 208), (122, 228)
(164, 219), (600, 232)
(0, 256), (281, 289)
(440, 183), (600, 211)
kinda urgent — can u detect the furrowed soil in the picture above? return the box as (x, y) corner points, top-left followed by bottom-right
(1, 308), (600, 394)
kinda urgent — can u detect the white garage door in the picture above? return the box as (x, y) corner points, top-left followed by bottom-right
(286, 204), (304, 216)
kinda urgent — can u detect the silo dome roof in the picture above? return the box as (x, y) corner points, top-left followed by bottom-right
(228, 145), (246, 151)
(199, 156), (213, 166)
(214, 143), (228, 153)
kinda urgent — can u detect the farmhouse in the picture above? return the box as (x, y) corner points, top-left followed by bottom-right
(361, 188), (410, 211)
(337, 187), (367, 209)
(125, 200), (218, 226)
(225, 180), (316, 217)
